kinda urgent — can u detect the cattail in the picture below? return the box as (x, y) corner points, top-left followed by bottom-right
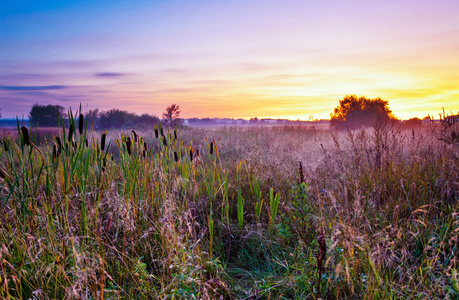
(210, 142), (214, 155)
(174, 151), (178, 162)
(298, 161), (305, 184)
(160, 127), (164, 137)
(125, 137), (132, 155)
(143, 141), (147, 151)
(21, 126), (30, 146)
(142, 150), (146, 158)
(163, 135), (167, 146)
(3, 139), (8, 152)
(132, 130), (138, 142)
(174, 128), (177, 140)
(55, 136), (62, 151)
(103, 157), (107, 168)
(196, 149), (199, 157)
(53, 144), (58, 159)
(189, 149), (193, 162)
(0, 168), (5, 179)
(78, 114), (84, 135)
(68, 124), (74, 143)
(154, 128), (159, 139)
(85, 139), (89, 147)
(101, 133), (106, 151)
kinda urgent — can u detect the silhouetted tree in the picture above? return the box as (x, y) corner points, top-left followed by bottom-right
(99, 109), (136, 130)
(162, 104), (182, 127)
(330, 95), (396, 130)
(85, 108), (100, 129)
(134, 113), (160, 129)
(29, 104), (65, 127)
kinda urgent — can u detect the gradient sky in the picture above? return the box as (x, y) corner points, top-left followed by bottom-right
(1, 0), (458, 120)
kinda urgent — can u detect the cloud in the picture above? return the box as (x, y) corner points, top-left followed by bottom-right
(0, 85), (68, 91)
(94, 72), (125, 77)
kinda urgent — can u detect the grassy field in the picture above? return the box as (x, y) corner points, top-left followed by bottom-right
(0, 115), (458, 299)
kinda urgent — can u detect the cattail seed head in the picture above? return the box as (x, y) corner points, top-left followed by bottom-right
(196, 149), (199, 157)
(163, 135), (167, 146)
(160, 127), (164, 137)
(210, 142), (214, 155)
(101, 133), (106, 151)
(174, 151), (178, 162)
(174, 128), (177, 140)
(21, 126), (30, 146)
(126, 137), (132, 155)
(53, 144), (58, 159)
(0, 168), (5, 179)
(143, 141), (147, 151)
(154, 128), (159, 138)
(189, 149), (193, 161)
(79, 114), (84, 135)
(85, 139), (89, 147)
(132, 130), (138, 142)
(3, 139), (8, 152)
(68, 124), (74, 143)
(55, 136), (62, 150)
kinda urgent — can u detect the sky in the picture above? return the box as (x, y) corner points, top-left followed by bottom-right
(1, 0), (458, 120)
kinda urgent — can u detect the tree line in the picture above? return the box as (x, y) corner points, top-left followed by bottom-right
(21, 95), (426, 130)
(28, 104), (182, 129)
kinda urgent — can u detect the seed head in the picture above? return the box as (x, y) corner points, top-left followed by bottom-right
(101, 133), (106, 151)
(132, 130), (138, 142)
(78, 114), (84, 135)
(189, 149), (193, 162)
(210, 142), (214, 155)
(53, 144), (58, 159)
(68, 124), (74, 143)
(55, 136), (62, 150)
(174, 151), (178, 162)
(154, 128), (159, 138)
(21, 126), (30, 146)
(125, 137), (132, 155)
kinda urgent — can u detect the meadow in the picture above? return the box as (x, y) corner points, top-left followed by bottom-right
(0, 113), (458, 299)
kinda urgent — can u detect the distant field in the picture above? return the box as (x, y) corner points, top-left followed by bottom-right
(0, 120), (458, 299)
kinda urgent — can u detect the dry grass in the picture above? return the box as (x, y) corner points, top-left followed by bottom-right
(0, 117), (458, 299)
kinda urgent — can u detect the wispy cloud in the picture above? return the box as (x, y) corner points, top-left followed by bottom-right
(0, 85), (68, 91)
(94, 72), (125, 77)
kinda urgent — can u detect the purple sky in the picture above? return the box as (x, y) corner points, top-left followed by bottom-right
(1, 0), (459, 120)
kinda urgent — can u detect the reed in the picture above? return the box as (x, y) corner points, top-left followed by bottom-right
(0, 120), (457, 299)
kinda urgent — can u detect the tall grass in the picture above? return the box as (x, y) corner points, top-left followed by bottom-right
(0, 117), (457, 299)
